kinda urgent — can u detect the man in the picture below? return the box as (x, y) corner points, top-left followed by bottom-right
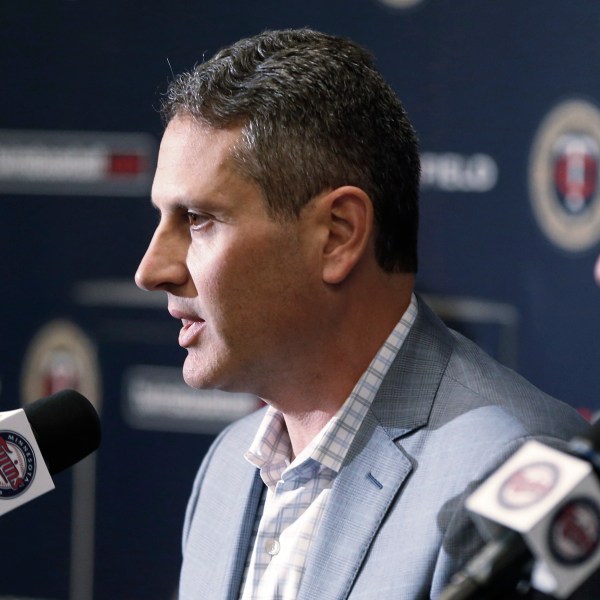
(135, 28), (587, 599)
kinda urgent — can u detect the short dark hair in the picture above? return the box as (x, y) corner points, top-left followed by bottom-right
(161, 28), (420, 273)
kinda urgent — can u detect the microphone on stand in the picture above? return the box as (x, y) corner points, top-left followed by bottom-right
(440, 420), (600, 600)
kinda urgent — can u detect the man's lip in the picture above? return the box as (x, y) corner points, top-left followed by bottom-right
(178, 320), (205, 348)
(168, 307), (206, 348)
(168, 307), (204, 322)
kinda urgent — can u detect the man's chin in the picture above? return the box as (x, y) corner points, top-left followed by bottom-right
(181, 360), (215, 390)
(181, 356), (235, 392)
(181, 355), (258, 395)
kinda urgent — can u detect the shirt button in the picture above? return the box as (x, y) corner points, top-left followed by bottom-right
(265, 539), (280, 556)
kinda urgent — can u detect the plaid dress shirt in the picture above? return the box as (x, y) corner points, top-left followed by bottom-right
(240, 294), (418, 600)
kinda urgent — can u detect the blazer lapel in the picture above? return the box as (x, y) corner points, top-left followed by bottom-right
(298, 296), (454, 600)
(224, 467), (264, 600)
(297, 414), (413, 600)
(184, 408), (267, 600)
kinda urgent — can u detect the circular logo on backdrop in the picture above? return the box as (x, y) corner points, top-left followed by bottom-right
(529, 99), (600, 252)
(498, 461), (559, 509)
(548, 497), (600, 565)
(20, 320), (102, 414)
(0, 431), (36, 498)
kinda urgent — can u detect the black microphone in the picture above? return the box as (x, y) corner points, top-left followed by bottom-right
(0, 389), (101, 516)
(438, 530), (533, 600)
(24, 389), (102, 475)
(440, 419), (600, 600)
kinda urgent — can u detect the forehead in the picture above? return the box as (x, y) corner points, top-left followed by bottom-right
(152, 117), (245, 205)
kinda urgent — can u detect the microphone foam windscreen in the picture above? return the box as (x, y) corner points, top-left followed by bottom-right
(24, 389), (101, 475)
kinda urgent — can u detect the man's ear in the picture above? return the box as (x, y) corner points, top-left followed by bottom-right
(319, 186), (373, 285)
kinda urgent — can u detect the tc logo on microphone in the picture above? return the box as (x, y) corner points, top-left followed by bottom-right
(498, 461), (559, 509)
(0, 431), (37, 498)
(548, 497), (600, 565)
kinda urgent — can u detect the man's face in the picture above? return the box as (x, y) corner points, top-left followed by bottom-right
(135, 117), (326, 397)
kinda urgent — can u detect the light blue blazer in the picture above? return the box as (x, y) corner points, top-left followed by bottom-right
(179, 296), (587, 599)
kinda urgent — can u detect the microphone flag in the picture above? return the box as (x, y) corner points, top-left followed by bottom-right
(0, 408), (55, 516)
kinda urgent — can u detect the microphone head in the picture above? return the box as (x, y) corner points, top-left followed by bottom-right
(24, 389), (101, 475)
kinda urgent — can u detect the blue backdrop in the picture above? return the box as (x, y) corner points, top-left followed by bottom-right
(2, 1), (600, 598)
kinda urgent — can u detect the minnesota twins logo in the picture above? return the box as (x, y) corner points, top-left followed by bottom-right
(529, 99), (600, 252)
(548, 497), (600, 565)
(553, 133), (599, 214)
(498, 461), (559, 509)
(0, 431), (36, 498)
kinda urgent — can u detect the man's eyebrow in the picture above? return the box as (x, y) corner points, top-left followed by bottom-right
(149, 196), (192, 212)
(149, 196), (227, 218)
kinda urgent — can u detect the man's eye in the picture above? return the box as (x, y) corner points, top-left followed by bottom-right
(187, 211), (209, 230)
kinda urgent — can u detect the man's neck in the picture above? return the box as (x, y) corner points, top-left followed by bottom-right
(283, 410), (334, 460)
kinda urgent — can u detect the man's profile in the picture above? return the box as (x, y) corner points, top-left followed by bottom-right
(135, 28), (587, 599)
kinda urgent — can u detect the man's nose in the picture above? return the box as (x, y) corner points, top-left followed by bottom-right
(135, 226), (189, 292)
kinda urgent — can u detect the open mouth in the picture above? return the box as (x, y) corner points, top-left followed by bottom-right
(178, 319), (206, 348)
